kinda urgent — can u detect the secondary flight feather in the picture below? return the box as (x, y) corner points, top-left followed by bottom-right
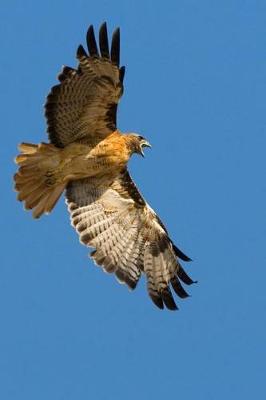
(14, 23), (195, 310)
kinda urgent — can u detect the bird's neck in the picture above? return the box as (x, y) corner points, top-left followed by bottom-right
(123, 134), (140, 156)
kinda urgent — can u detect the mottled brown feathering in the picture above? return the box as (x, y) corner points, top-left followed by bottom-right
(14, 23), (195, 310)
(45, 22), (125, 148)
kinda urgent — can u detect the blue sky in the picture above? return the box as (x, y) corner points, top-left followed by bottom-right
(1, 1), (266, 399)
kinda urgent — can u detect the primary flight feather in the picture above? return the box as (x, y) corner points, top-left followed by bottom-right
(14, 23), (195, 310)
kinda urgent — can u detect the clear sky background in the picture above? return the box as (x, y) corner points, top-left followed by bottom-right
(1, 1), (265, 399)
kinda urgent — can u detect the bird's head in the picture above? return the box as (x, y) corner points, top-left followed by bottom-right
(127, 134), (152, 157)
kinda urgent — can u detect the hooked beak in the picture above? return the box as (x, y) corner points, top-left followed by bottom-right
(140, 140), (152, 157)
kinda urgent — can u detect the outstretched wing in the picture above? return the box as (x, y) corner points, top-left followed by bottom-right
(66, 170), (194, 310)
(45, 23), (125, 148)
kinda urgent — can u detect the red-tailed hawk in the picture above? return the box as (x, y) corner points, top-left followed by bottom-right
(14, 23), (195, 310)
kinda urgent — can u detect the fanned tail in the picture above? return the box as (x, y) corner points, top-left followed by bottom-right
(14, 143), (66, 218)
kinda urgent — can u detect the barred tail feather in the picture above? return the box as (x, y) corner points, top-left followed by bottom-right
(14, 143), (66, 218)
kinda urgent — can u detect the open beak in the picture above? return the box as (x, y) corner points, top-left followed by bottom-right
(140, 140), (152, 157)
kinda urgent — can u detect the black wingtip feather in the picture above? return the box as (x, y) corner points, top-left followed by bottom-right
(171, 277), (190, 298)
(162, 288), (178, 310)
(173, 244), (192, 262)
(177, 266), (195, 285)
(87, 25), (99, 56)
(111, 27), (120, 66)
(150, 294), (164, 310)
(99, 22), (109, 58)
(119, 66), (125, 83)
(76, 44), (87, 59)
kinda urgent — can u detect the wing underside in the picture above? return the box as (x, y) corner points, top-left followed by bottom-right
(66, 170), (194, 310)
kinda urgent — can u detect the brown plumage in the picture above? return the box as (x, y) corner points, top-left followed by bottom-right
(14, 23), (195, 310)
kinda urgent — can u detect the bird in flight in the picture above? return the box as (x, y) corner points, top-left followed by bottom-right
(14, 23), (195, 310)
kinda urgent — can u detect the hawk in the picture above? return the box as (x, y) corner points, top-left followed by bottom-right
(14, 23), (195, 310)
